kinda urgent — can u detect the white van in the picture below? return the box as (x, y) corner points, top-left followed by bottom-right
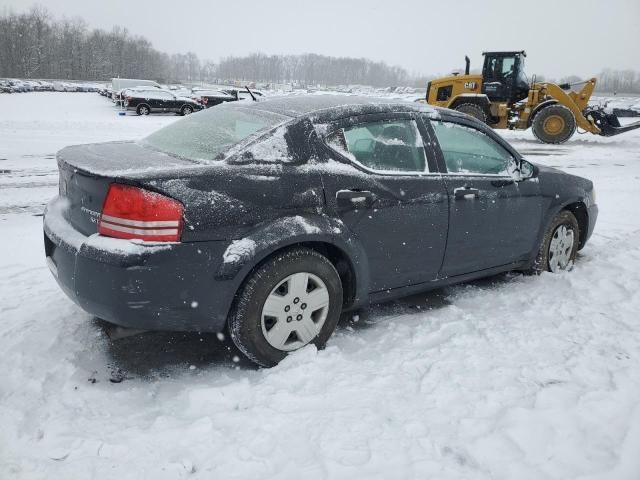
(111, 78), (161, 92)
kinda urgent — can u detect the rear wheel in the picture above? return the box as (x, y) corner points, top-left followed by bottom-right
(529, 210), (579, 274)
(454, 103), (488, 123)
(136, 104), (150, 116)
(180, 105), (194, 116)
(532, 105), (576, 144)
(229, 248), (343, 367)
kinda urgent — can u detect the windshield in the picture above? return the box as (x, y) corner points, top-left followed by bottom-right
(141, 106), (289, 162)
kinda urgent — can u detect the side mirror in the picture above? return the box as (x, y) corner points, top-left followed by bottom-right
(520, 159), (535, 179)
(508, 157), (535, 181)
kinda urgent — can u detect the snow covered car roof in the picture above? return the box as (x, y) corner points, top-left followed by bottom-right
(231, 94), (441, 119)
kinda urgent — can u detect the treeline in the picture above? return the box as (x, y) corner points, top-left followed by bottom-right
(0, 7), (410, 86)
(558, 70), (640, 94)
(593, 69), (640, 94)
(216, 53), (410, 87)
(0, 7), (208, 82)
(1, 7), (639, 92)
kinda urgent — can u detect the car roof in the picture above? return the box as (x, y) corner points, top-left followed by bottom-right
(236, 94), (442, 120)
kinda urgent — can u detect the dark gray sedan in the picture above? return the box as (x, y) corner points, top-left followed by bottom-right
(43, 96), (597, 366)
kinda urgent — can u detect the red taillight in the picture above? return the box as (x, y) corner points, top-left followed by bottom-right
(126, 95), (133, 101)
(202, 96), (208, 104)
(98, 184), (183, 242)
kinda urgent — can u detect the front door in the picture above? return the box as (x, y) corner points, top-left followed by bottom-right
(320, 114), (449, 292)
(426, 116), (542, 277)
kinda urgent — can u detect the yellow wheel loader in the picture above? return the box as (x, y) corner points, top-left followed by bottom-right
(425, 51), (640, 143)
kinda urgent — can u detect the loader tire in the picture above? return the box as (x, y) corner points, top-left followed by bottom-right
(532, 105), (576, 144)
(454, 103), (488, 124)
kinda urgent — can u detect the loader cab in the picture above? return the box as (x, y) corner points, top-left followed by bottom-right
(481, 51), (529, 104)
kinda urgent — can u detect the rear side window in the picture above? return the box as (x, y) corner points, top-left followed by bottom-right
(327, 119), (427, 173)
(431, 121), (513, 175)
(142, 106), (288, 162)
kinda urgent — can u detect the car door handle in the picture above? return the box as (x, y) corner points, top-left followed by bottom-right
(491, 179), (515, 188)
(336, 190), (376, 208)
(454, 187), (480, 199)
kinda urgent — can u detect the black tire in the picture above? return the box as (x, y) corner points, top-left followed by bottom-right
(229, 247), (343, 367)
(180, 105), (194, 116)
(454, 103), (488, 123)
(528, 210), (580, 274)
(531, 105), (576, 144)
(136, 104), (150, 116)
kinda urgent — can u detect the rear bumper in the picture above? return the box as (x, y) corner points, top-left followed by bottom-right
(43, 197), (236, 333)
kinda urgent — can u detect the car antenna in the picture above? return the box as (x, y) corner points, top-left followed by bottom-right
(245, 86), (257, 102)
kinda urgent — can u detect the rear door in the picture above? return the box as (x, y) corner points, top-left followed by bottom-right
(320, 113), (449, 292)
(148, 91), (172, 112)
(423, 115), (542, 277)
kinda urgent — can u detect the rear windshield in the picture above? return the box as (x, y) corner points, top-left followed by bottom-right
(141, 106), (288, 162)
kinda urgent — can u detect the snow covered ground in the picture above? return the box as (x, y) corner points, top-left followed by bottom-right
(1, 93), (640, 479)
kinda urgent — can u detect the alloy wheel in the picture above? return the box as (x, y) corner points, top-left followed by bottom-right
(260, 272), (330, 351)
(548, 224), (575, 272)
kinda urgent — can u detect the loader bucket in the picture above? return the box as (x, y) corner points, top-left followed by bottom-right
(586, 108), (640, 137)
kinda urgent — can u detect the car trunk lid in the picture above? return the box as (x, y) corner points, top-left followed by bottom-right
(57, 141), (198, 236)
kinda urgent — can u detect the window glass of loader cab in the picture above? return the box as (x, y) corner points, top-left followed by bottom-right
(431, 121), (513, 175)
(326, 119), (427, 173)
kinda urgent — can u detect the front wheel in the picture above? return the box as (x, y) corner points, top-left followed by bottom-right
(529, 210), (580, 273)
(532, 105), (576, 144)
(229, 248), (343, 367)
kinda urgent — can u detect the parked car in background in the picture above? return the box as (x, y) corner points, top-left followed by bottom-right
(22, 80), (38, 91)
(43, 96), (597, 367)
(111, 77), (161, 93)
(171, 88), (194, 99)
(113, 86), (162, 105)
(0, 80), (14, 93)
(191, 89), (236, 107)
(124, 89), (204, 115)
(112, 84), (161, 104)
(53, 82), (77, 92)
(8, 80), (27, 92)
(221, 88), (264, 100)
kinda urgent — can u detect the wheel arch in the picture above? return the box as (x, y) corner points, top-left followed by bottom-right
(216, 215), (370, 313)
(449, 94), (492, 113)
(528, 198), (590, 268)
(563, 201), (589, 250)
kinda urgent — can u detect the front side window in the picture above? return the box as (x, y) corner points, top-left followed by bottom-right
(431, 121), (513, 175)
(326, 119), (427, 173)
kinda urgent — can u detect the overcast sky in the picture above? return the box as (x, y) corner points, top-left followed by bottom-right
(2, 0), (639, 78)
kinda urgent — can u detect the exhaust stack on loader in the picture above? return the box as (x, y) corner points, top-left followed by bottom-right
(425, 50), (640, 144)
